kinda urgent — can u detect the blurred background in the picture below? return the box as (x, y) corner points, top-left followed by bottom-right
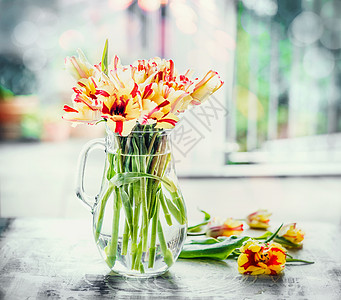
(0, 0), (340, 224)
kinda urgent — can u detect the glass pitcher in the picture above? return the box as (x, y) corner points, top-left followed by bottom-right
(76, 126), (187, 277)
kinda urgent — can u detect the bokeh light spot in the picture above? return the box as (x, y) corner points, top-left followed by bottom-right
(303, 47), (334, 79)
(12, 21), (38, 47)
(170, 2), (197, 21)
(108, 0), (133, 11)
(23, 48), (47, 71)
(321, 0), (341, 31)
(320, 30), (341, 50)
(59, 29), (84, 50)
(205, 40), (230, 62)
(290, 11), (323, 46)
(176, 18), (197, 35)
(243, 0), (278, 16)
(235, 85), (264, 120)
(214, 30), (236, 50)
(240, 10), (268, 36)
(138, 0), (160, 12)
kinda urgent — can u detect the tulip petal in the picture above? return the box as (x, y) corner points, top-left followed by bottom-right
(63, 105), (78, 113)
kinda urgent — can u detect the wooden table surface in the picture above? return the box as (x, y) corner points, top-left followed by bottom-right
(0, 218), (340, 300)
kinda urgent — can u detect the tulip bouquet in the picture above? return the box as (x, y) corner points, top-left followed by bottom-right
(63, 41), (223, 134)
(63, 41), (223, 275)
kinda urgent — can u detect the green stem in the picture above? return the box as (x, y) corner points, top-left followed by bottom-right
(94, 184), (114, 242)
(286, 258), (314, 264)
(265, 224), (283, 243)
(114, 136), (124, 173)
(164, 194), (185, 225)
(124, 136), (132, 156)
(157, 220), (174, 267)
(105, 187), (121, 268)
(148, 199), (160, 268)
(133, 240), (143, 270)
(130, 194), (141, 267)
(147, 137), (170, 221)
(170, 190), (187, 224)
(139, 262), (145, 273)
(141, 198), (149, 252)
(159, 190), (172, 226)
(140, 173), (149, 253)
(147, 132), (158, 155)
(187, 232), (206, 236)
(132, 193), (141, 242)
(121, 220), (129, 255)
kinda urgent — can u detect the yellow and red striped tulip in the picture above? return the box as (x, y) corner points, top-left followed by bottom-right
(97, 80), (141, 136)
(139, 82), (191, 129)
(238, 240), (286, 275)
(247, 209), (272, 229)
(206, 218), (244, 238)
(278, 223), (305, 247)
(62, 77), (102, 124)
(190, 70), (224, 105)
(65, 49), (98, 80)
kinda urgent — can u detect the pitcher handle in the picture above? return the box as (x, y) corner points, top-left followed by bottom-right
(76, 138), (106, 211)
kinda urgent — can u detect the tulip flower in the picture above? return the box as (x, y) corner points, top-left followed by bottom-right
(62, 77), (102, 124)
(190, 70), (224, 105)
(108, 55), (137, 96)
(247, 209), (272, 229)
(62, 103), (102, 125)
(73, 77), (101, 107)
(238, 240), (286, 275)
(65, 49), (97, 80)
(206, 218), (244, 238)
(131, 57), (176, 86)
(97, 81), (140, 136)
(139, 82), (191, 129)
(277, 223), (305, 248)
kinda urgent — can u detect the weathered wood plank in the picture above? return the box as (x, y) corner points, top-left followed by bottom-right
(0, 219), (340, 299)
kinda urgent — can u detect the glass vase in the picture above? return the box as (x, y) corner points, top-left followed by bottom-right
(76, 125), (187, 277)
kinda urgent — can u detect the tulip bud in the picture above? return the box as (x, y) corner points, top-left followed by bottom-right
(206, 217), (243, 238)
(278, 223), (305, 247)
(247, 209), (271, 229)
(65, 49), (95, 80)
(190, 70), (224, 105)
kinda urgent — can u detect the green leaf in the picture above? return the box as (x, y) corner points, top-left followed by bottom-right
(101, 39), (108, 76)
(274, 236), (303, 248)
(110, 172), (176, 192)
(254, 230), (302, 248)
(171, 191), (186, 220)
(254, 231), (273, 240)
(188, 209), (211, 233)
(179, 236), (250, 260)
(106, 153), (116, 180)
(200, 209), (211, 221)
(227, 250), (241, 259)
(158, 189), (172, 226)
(188, 221), (209, 233)
(164, 195), (186, 225)
(187, 238), (220, 245)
